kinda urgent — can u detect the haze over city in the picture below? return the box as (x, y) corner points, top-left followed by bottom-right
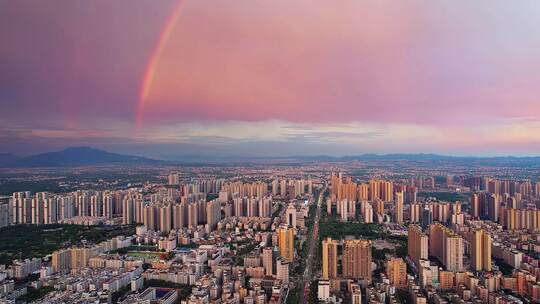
(3, 1), (540, 159)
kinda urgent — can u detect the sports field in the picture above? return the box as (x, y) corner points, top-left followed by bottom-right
(126, 251), (163, 260)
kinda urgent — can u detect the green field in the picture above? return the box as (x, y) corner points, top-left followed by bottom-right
(127, 252), (163, 259)
(0, 224), (135, 266)
(319, 218), (384, 240)
(418, 191), (468, 202)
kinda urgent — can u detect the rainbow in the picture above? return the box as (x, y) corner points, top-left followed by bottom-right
(136, 0), (184, 127)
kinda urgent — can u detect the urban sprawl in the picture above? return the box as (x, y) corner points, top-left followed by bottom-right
(1, 167), (540, 304)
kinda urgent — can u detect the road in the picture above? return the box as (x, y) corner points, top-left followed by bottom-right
(298, 187), (326, 304)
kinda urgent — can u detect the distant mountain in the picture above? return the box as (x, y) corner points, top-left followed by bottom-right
(3, 147), (164, 167)
(2, 148), (540, 167)
(0, 153), (21, 166)
(340, 153), (456, 161)
(285, 153), (455, 162)
(279, 153), (540, 164)
(155, 153), (540, 163)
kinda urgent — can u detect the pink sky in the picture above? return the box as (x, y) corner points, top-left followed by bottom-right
(2, 0), (540, 158)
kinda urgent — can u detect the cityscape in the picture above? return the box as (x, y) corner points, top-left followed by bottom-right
(1, 159), (540, 304)
(3, 1), (540, 304)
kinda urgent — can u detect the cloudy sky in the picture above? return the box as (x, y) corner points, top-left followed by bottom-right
(2, 0), (540, 159)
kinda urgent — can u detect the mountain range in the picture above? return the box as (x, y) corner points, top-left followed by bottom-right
(0, 147), (163, 167)
(1, 147), (540, 167)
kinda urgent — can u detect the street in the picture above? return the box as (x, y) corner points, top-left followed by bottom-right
(298, 187), (325, 304)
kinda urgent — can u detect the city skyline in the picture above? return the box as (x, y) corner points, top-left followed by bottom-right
(4, 3), (540, 302)
(3, 166), (540, 303)
(3, 1), (540, 158)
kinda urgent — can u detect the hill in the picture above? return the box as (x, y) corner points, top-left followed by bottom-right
(4, 147), (163, 167)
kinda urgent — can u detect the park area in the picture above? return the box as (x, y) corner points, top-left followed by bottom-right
(0, 224), (135, 266)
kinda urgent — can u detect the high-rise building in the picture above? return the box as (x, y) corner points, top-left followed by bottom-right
(285, 204), (296, 228)
(429, 223), (463, 272)
(322, 237), (338, 279)
(386, 257), (407, 289)
(234, 198), (245, 217)
(272, 180), (279, 196)
(31, 196), (44, 224)
(197, 200), (207, 225)
(408, 225), (428, 266)
(206, 199), (221, 231)
(276, 258), (289, 283)
(506, 197), (517, 209)
(90, 195), (102, 217)
(451, 213), (464, 225)
(143, 205), (158, 231)
(318, 280), (330, 302)
(76, 193), (90, 217)
(381, 181), (394, 202)
(70, 247), (93, 269)
(471, 193), (480, 219)
(277, 226), (294, 262)
(337, 182), (357, 202)
(338, 199), (348, 222)
(188, 202), (199, 228)
(12, 191), (31, 224)
(351, 284), (362, 304)
(369, 180), (380, 201)
(428, 176), (435, 189)
(112, 192), (124, 216)
(358, 183), (369, 201)
(43, 197), (58, 224)
(103, 195), (113, 219)
(373, 199), (384, 216)
(330, 173), (341, 202)
(59, 196), (75, 222)
(470, 229), (492, 272)
(294, 180), (305, 198)
(405, 186), (418, 204)
(342, 239), (372, 283)
(433, 202), (450, 223)
(395, 191), (404, 224)
(122, 198), (135, 224)
(451, 202), (461, 215)
(487, 194), (500, 222)
(326, 198), (332, 216)
(168, 173), (180, 186)
(263, 247), (274, 276)
(247, 198), (258, 217)
(51, 249), (71, 273)
(158, 205), (171, 233)
(361, 202), (373, 224)
(0, 200), (9, 228)
(421, 207), (433, 230)
(173, 203), (186, 229)
(410, 203), (421, 223)
(280, 180), (287, 197)
(258, 197), (272, 218)
(439, 271), (455, 290)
